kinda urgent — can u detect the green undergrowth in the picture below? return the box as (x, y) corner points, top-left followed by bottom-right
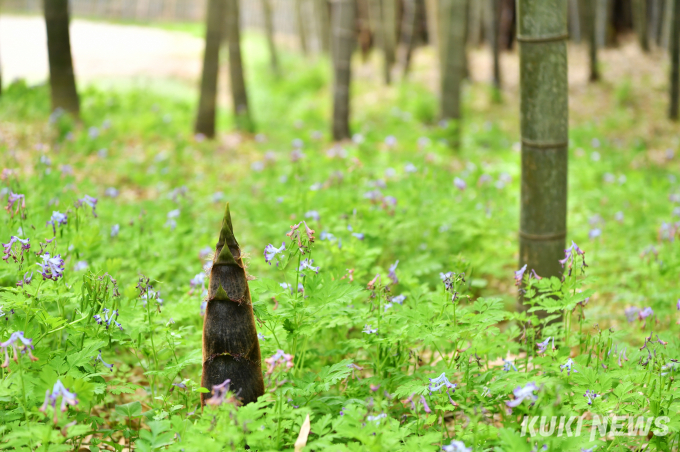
(0, 33), (679, 451)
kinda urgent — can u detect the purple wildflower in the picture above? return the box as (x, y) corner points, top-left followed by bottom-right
(76, 195), (98, 217)
(205, 379), (237, 406)
(5, 191), (25, 217)
(73, 261), (88, 271)
(2, 236), (30, 263)
(388, 260), (399, 285)
(93, 308), (123, 331)
(559, 241), (587, 275)
(94, 350), (114, 371)
(1, 331), (38, 367)
(639, 307), (654, 320)
(514, 264), (527, 287)
(506, 382), (538, 407)
(537, 337), (555, 354)
(16, 271), (33, 288)
(265, 350), (294, 375)
(190, 272), (206, 290)
(352, 232), (365, 240)
(618, 347), (628, 366)
(111, 224), (120, 237)
(46, 211), (68, 234)
(39, 380), (79, 424)
(419, 395), (431, 413)
(105, 187), (119, 198)
(677, 299), (680, 310)
(363, 324), (378, 334)
(453, 177), (467, 191)
(560, 358), (578, 375)
(305, 210), (320, 222)
(589, 228), (602, 240)
(264, 242), (286, 266)
(428, 372), (457, 392)
(391, 294), (406, 304)
(584, 389), (599, 405)
(37, 253), (65, 281)
(442, 441), (473, 452)
(404, 163), (417, 173)
(299, 258), (319, 275)
(624, 307), (639, 322)
(503, 359), (518, 372)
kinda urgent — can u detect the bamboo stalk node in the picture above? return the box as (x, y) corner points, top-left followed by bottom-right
(519, 230), (567, 241)
(517, 32), (570, 43)
(522, 138), (569, 149)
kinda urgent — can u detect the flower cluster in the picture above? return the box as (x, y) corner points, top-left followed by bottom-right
(264, 242), (286, 266)
(94, 350), (114, 371)
(205, 379), (241, 406)
(5, 191), (26, 218)
(76, 195), (98, 217)
(38, 252), (65, 280)
(2, 236), (30, 263)
(559, 241), (587, 277)
(16, 271), (33, 288)
(46, 211), (67, 234)
(39, 380), (79, 423)
(265, 349), (294, 376)
(583, 389), (599, 405)
(559, 358), (578, 375)
(428, 372), (457, 406)
(506, 382), (538, 407)
(537, 337), (555, 354)
(1, 331), (39, 367)
(298, 258), (319, 275)
(286, 221), (315, 254)
(93, 308), (123, 331)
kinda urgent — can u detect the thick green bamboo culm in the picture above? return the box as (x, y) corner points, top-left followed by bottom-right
(439, 0), (467, 147)
(518, 0), (569, 295)
(382, 0), (397, 84)
(587, 0), (599, 81)
(43, 0), (80, 117)
(296, 0), (309, 55)
(195, 0), (225, 138)
(225, 0), (254, 132)
(262, 0), (280, 76)
(201, 203), (264, 406)
(670, 0), (680, 119)
(331, 0), (356, 141)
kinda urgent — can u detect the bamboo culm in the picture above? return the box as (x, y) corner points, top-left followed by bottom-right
(195, 0), (225, 138)
(201, 203), (264, 405)
(518, 0), (569, 311)
(44, 0), (80, 116)
(331, 0), (356, 141)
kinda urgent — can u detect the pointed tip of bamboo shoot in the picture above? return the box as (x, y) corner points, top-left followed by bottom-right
(215, 202), (239, 265)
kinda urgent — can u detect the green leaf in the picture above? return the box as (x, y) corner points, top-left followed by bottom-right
(115, 401), (143, 419)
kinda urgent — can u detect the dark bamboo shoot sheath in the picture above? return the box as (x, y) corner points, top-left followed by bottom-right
(44, 0), (80, 116)
(195, 0), (225, 138)
(201, 204), (264, 405)
(518, 0), (569, 295)
(670, 0), (680, 120)
(331, 0), (356, 141)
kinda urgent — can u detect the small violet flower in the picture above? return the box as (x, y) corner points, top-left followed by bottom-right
(442, 441), (473, 452)
(2, 236), (30, 263)
(1, 331), (39, 367)
(514, 264), (527, 287)
(94, 349), (114, 371)
(503, 359), (518, 372)
(39, 380), (79, 424)
(37, 253), (65, 281)
(584, 389), (599, 405)
(46, 211), (67, 234)
(453, 177), (467, 191)
(506, 382), (538, 407)
(537, 337), (555, 354)
(265, 350), (294, 375)
(363, 324), (378, 334)
(264, 242), (286, 266)
(388, 260), (399, 285)
(76, 195), (98, 217)
(299, 258), (319, 275)
(93, 308), (123, 331)
(560, 358), (578, 375)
